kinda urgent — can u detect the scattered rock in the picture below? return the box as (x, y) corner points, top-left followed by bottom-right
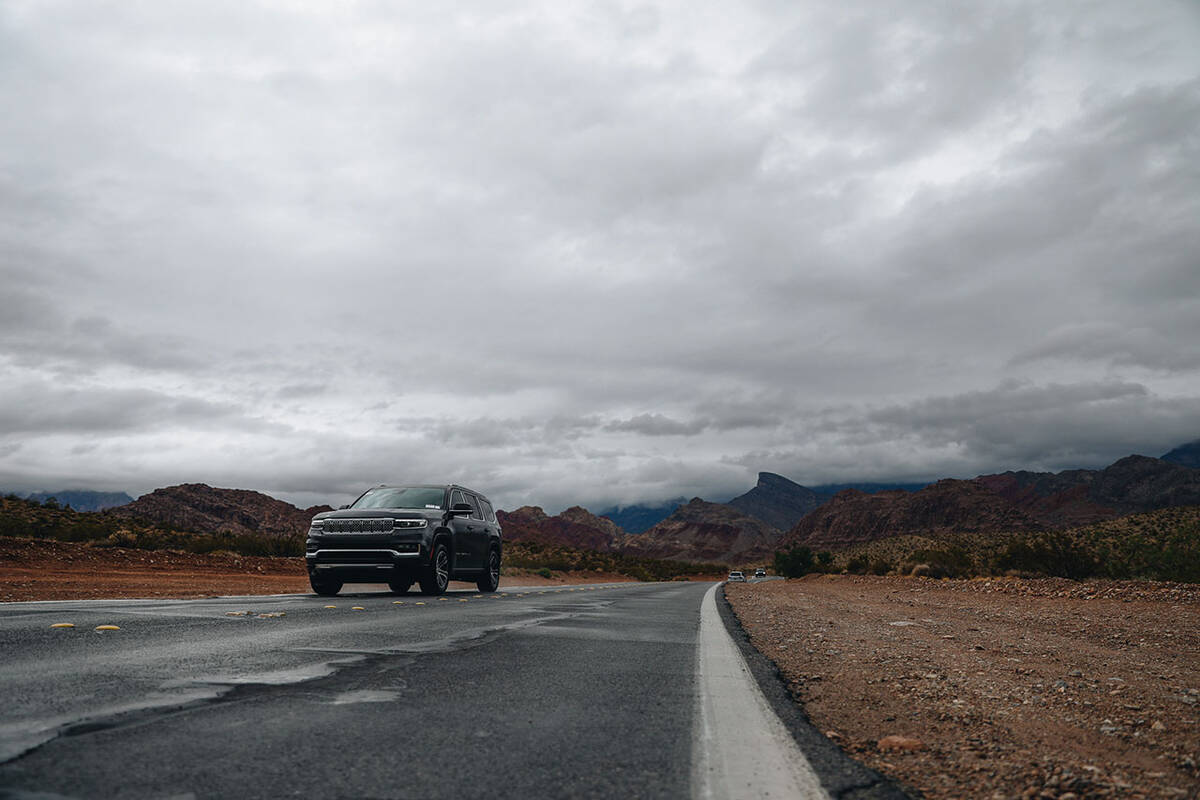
(877, 735), (924, 752)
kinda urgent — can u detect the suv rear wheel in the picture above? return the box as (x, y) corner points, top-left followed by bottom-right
(419, 541), (450, 595)
(477, 549), (500, 593)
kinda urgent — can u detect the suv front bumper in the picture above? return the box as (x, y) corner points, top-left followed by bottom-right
(305, 540), (426, 581)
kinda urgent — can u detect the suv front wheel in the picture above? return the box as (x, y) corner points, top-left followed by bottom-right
(419, 541), (450, 595)
(477, 549), (500, 593)
(310, 575), (342, 597)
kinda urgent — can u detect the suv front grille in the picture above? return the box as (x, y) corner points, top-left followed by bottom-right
(323, 519), (394, 534)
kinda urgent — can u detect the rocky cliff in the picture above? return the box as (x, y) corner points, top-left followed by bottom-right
(496, 505), (623, 551)
(780, 480), (1046, 551)
(107, 484), (331, 542)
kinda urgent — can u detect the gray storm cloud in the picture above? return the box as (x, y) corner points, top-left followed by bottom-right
(1, 0), (1197, 512)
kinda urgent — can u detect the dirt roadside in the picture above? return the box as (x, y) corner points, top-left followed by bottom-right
(726, 575), (1199, 799)
(0, 537), (636, 601)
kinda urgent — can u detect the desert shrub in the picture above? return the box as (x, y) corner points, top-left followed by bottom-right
(846, 555), (869, 575)
(536, 567), (553, 579)
(105, 529), (140, 549)
(868, 558), (891, 575)
(774, 545), (815, 578)
(904, 546), (974, 578)
(994, 533), (1098, 580)
(1087, 518), (1200, 582)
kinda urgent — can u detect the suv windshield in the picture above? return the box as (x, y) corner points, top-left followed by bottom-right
(351, 487), (445, 510)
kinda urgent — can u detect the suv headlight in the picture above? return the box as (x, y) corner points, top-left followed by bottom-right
(309, 520), (324, 531)
(393, 519), (427, 529)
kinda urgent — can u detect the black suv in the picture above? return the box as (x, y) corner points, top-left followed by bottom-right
(305, 484), (502, 597)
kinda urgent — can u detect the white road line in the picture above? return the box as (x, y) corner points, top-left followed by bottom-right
(692, 583), (830, 800)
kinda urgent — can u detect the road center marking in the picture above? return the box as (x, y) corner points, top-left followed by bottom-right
(692, 583), (829, 800)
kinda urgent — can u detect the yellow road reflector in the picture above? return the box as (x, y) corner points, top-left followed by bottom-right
(352, 606), (365, 611)
(94, 625), (120, 631)
(324, 605), (337, 609)
(50, 623), (75, 629)
(392, 601), (404, 605)
(458, 598), (469, 602)
(415, 602), (426, 605)
(225, 611), (250, 616)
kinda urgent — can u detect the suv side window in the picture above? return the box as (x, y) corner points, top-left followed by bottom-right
(479, 498), (496, 523)
(465, 493), (483, 520)
(450, 489), (467, 510)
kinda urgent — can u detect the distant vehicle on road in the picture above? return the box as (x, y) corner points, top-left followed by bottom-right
(306, 484), (501, 597)
(728, 571), (746, 582)
(754, 568), (767, 578)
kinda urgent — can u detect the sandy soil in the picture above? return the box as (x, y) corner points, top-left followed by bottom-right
(727, 575), (1200, 799)
(0, 537), (636, 601)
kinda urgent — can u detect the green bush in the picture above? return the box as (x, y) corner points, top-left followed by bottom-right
(994, 533), (1098, 579)
(904, 545), (974, 578)
(773, 545), (815, 578)
(536, 567), (553, 579)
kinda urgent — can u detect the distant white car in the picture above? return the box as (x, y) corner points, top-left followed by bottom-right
(754, 568), (766, 578)
(728, 571), (746, 582)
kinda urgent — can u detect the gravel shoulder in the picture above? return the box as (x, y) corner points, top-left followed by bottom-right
(726, 575), (1199, 800)
(0, 537), (635, 601)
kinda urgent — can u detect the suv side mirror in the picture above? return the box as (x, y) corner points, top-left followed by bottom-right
(448, 503), (473, 515)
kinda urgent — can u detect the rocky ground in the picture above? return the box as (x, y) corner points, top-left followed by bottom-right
(0, 537), (634, 601)
(727, 575), (1199, 799)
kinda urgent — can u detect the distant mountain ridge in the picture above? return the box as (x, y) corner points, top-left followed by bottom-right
(1163, 439), (1200, 469)
(23, 490), (134, 512)
(782, 455), (1200, 552)
(619, 498), (782, 564)
(596, 498), (687, 534)
(726, 472), (830, 530)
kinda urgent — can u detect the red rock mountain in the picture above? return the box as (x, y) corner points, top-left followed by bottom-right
(780, 455), (1200, 551)
(619, 498), (782, 564)
(977, 455), (1200, 527)
(107, 484), (331, 542)
(780, 480), (1047, 551)
(496, 505), (623, 551)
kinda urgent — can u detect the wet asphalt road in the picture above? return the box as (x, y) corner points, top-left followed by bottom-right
(0, 582), (710, 799)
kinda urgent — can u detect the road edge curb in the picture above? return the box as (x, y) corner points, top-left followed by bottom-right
(715, 584), (920, 800)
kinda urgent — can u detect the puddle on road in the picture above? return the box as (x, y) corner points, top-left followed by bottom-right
(328, 690), (401, 705)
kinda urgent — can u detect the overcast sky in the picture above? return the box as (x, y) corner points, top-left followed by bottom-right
(1, 1), (1198, 513)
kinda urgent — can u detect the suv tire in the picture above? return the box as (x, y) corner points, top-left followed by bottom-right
(419, 541), (450, 595)
(477, 549), (501, 593)
(310, 575), (342, 597)
(388, 577), (412, 595)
